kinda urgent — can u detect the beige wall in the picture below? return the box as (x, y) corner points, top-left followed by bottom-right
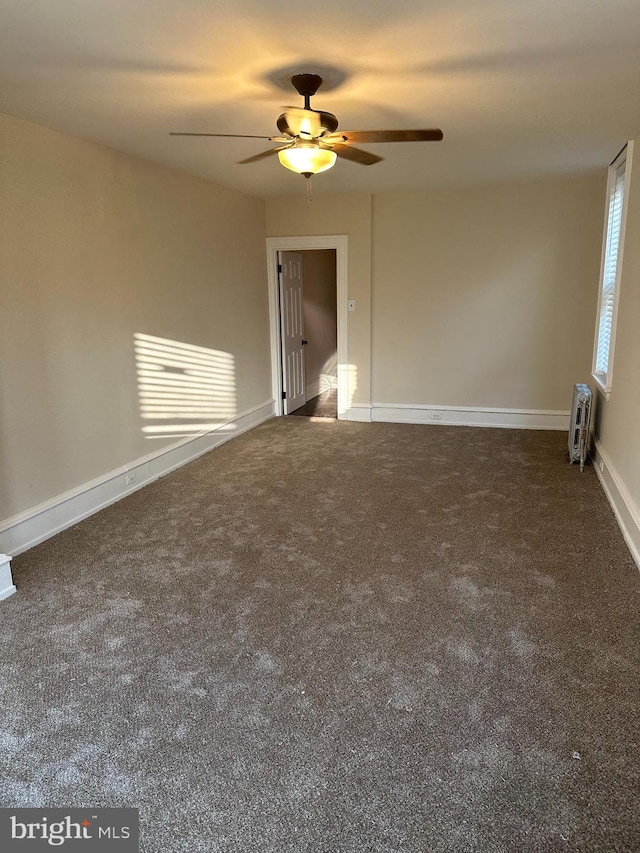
(372, 178), (605, 410)
(594, 133), (640, 510)
(0, 113), (270, 520)
(301, 250), (337, 394)
(266, 179), (604, 415)
(2, 111), (623, 538)
(266, 193), (372, 406)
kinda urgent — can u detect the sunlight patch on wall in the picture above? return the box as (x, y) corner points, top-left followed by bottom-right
(319, 373), (339, 393)
(134, 333), (237, 439)
(338, 363), (357, 416)
(320, 353), (338, 393)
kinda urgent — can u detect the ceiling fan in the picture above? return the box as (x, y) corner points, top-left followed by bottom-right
(170, 73), (443, 179)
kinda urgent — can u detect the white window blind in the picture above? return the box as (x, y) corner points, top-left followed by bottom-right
(593, 146), (630, 389)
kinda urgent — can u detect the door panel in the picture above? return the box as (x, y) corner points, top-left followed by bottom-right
(279, 251), (305, 414)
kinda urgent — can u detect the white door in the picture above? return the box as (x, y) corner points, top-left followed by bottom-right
(279, 251), (306, 414)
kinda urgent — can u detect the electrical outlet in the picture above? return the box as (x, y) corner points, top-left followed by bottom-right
(598, 459), (604, 472)
(432, 412), (443, 421)
(125, 470), (137, 485)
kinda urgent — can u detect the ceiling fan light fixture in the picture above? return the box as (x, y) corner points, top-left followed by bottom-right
(278, 142), (337, 177)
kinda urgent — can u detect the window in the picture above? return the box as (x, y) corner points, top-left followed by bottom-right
(592, 143), (633, 396)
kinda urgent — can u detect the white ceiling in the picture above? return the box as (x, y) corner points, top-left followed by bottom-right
(1, 0), (639, 198)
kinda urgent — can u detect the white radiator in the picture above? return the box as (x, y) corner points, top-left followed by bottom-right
(568, 384), (592, 472)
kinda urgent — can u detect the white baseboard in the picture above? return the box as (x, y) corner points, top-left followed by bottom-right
(371, 403), (570, 430)
(346, 404), (373, 422)
(0, 400), (275, 558)
(0, 554), (16, 601)
(591, 441), (640, 571)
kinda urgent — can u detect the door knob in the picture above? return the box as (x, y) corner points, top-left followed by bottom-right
(301, 339), (308, 345)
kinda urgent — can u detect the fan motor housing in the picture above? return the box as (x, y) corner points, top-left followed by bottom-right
(277, 111), (339, 138)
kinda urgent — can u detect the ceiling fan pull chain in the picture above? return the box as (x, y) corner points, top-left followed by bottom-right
(306, 175), (313, 205)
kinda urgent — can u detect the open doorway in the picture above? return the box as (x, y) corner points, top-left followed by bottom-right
(279, 249), (337, 419)
(266, 235), (350, 420)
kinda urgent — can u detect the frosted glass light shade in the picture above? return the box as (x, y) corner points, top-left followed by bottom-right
(278, 144), (337, 175)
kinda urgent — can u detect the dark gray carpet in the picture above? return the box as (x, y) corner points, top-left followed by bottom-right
(1, 419), (638, 852)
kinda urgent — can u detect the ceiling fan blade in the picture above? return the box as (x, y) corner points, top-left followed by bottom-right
(237, 146), (289, 165)
(327, 129), (444, 144)
(170, 132), (282, 140)
(330, 143), (382, 166)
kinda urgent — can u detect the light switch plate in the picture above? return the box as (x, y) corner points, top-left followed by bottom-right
(347, 300), (356, 312)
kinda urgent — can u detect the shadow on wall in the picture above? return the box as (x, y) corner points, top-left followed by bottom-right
(134, 333), (237, 439)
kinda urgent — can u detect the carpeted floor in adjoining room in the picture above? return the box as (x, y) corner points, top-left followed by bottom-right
(0, 418), (638, 853)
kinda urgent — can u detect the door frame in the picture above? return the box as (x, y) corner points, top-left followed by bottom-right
(267, 235), (348, 419)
